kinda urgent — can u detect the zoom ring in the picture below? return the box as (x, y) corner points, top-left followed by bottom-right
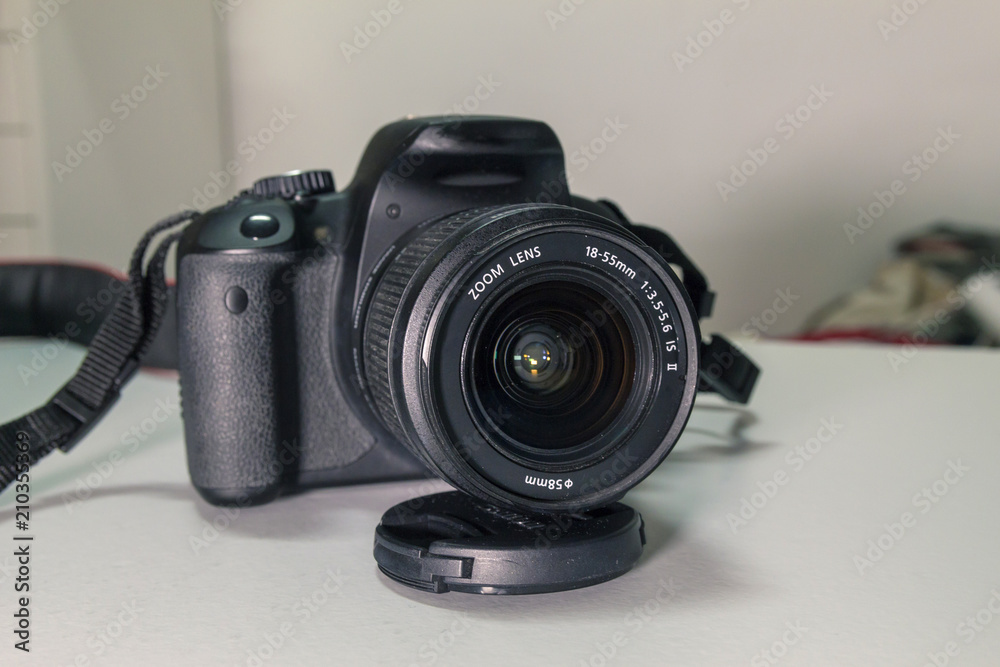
(363, 209), (490, 448)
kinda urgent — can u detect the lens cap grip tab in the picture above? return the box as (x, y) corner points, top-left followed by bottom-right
(373, 491), (646, 594)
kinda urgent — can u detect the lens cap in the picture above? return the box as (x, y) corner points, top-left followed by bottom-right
(373, 491), (645, 594)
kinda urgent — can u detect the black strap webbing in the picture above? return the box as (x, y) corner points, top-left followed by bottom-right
(697, 335), (760, 404)
(602, 202), (759, 405)
(599, 199), (715, 320)
(0, 211), (197, 493)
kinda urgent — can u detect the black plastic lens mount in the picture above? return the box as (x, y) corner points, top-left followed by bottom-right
(358, 204), (700, 513)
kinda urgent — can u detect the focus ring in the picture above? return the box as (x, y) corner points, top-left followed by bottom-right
(363, 209), (489, 446)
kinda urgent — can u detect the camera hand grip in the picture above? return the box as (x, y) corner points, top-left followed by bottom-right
(177, 252), (297, 505)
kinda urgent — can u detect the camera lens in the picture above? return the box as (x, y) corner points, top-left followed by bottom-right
(469, 280), (635, 458)
(507, 325), (564, 390)
(358, 204), (698, 512)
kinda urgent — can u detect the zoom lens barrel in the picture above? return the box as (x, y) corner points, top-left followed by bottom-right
(358, 205), (699, 512)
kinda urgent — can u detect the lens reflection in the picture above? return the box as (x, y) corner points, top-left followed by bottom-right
(506, 323), (573, 393)
(471, 280), (635, 453)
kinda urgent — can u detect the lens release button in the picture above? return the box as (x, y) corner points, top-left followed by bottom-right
(239, 214), (280, 240)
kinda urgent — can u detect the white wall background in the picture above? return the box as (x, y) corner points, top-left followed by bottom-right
(7, 1), (1000, 335)
(1, 0), (226, 268)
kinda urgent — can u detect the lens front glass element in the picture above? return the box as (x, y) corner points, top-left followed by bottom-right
(502, 322), (573, 394)
(470, 279), (636, 457)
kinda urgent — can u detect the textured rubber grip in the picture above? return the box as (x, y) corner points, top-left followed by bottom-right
(177, 251), (297, 504)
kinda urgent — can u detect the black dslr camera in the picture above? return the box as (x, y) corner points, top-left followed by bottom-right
(176, 116), (756, 513)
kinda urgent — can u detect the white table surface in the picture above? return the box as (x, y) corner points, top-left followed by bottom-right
(1, 339), (998, 666)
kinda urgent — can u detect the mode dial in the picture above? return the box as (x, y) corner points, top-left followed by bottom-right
(251, 170), (335, 199)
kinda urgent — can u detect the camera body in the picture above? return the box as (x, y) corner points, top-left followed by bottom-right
(177, 116), (706, 509)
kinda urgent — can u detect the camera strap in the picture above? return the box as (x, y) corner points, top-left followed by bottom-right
(639, 223), (759, 403)
(638, 223), (760, 403)
(0, 210), (198, 495)
(599, 200), (760, 405)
